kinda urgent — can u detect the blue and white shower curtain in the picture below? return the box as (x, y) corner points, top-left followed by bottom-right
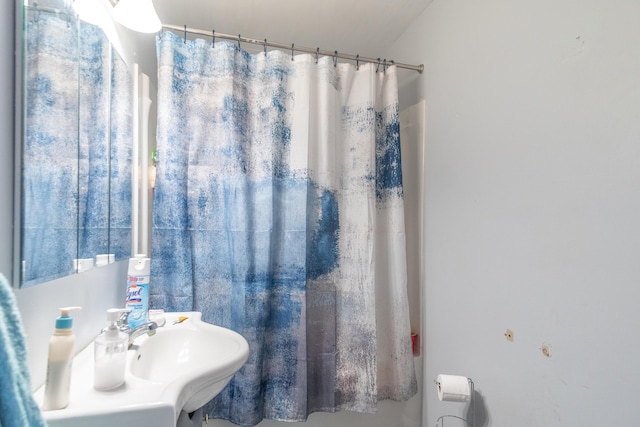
(152, 31), (417, 426)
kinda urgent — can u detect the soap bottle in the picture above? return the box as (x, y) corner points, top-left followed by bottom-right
(43, 306), (81, 411)
(125, 255), (151, 328)
(94, 308), (129, 390)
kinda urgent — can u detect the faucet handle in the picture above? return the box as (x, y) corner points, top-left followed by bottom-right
(111, 308), (132, 328)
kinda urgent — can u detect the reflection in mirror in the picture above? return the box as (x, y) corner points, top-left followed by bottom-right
(23, 4), (80, 286)
(107, 47), (133, 263)
(77, 16), (111, 268)
(21, 1), (132, 287)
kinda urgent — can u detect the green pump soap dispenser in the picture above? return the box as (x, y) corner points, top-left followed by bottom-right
(43, 306), (81, 410)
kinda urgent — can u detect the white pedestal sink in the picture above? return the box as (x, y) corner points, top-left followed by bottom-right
(35, 312), (249, 427)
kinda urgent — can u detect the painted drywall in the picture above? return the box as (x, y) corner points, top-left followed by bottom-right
(389, 0), (640, 425)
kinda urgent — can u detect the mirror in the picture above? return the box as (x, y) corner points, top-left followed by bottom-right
(19, 0), (133, 287)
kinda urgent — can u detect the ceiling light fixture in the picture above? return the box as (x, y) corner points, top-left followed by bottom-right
(72, 0), (108, 27)
(113, 0), (162, 33)
(73, 0), (162, 34)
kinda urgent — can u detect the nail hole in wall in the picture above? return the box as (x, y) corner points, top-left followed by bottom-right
(504, 329), (514, 342)
(541, 344), (551, 357)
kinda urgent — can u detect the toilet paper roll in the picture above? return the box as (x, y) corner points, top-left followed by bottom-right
(436, 374), (471, 402)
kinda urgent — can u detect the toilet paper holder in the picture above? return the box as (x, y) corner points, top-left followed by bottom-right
(435, 377), (474, 427)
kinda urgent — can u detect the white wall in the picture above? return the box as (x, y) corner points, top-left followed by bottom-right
(389, 0), (640, 425)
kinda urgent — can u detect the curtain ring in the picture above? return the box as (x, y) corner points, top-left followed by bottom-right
(264, 39), (267, 56)
(237, 34), (241, 50)
(383, 58), (387, 73)
(376, 58), (381, 73)
(291, 43), (295, 61)
(315, 47), (319, 64)
(212, 30), (215, 48)
(183, 25), (187, 44)
(333, 50), (338, 67)
(356, 54), (360, 71)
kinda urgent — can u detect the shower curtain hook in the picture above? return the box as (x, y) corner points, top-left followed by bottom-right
(183, 25), (187, 44)
(376, 58), (381, 73)
(333, 50), (338, 67)
(237, 34), (241, 50)
(264, 39), (267, 56)
(315, 47), (320, 64)
(212, 29), (215, 48)
(383, 58), (387, 73)
(291, 43), (295, 61)
(356, 54), (360, 70)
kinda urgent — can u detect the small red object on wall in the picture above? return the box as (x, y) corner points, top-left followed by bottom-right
(411, 331), (419, 356)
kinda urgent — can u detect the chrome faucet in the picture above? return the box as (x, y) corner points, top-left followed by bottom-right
(126, 322), (158, 345)
(114, 310), (159, 346)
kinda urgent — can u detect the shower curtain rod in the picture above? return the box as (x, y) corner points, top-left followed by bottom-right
(163, 24), (424, 73)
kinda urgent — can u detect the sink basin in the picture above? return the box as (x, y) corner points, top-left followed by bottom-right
(129, 315), (249, 412)
(35, 312), (249, 427)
